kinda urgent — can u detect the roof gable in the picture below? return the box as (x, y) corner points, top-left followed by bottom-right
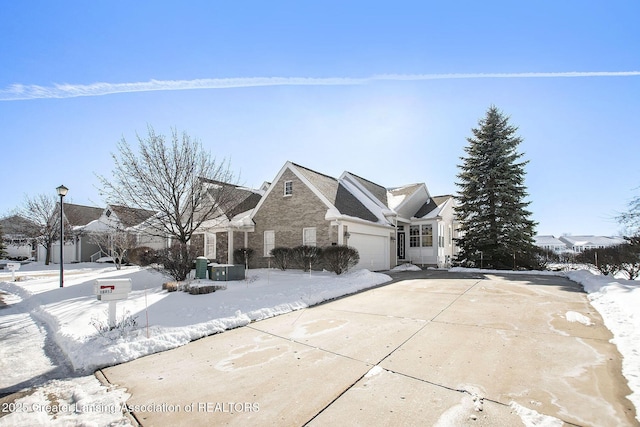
(342, 172), (389, 208)
(62, 203), (103, 227)
(252, 162), (338, 218)
(414, 195), (454, 219)
(253, 162), (387, 225)
(0, 215), (38, 236)
(108, 205), (157, 228)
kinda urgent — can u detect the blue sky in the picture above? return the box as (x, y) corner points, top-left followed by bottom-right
(1, 1), (639, 236)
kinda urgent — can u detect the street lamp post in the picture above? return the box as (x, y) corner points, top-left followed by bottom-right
(56, 185), (68, 288)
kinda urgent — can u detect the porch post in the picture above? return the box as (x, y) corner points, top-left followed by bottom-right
(227, 229), (234, 264)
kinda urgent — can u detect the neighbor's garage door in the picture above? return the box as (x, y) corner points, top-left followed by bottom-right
(348, 233), (389, 271)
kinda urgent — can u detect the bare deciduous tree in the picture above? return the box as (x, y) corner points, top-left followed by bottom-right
(87, 226), (137, 270)
(19, 194), (70, 265)
(617, 192), (640, 235)
(97, 126), (240, 280)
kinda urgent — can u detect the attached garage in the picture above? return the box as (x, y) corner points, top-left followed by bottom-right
(348, 232), (390, 271)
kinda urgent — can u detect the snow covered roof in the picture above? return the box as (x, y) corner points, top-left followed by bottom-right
(559, 235), (626, 247)
(534, 235), (566, 246)
(387, 184), (422, 207)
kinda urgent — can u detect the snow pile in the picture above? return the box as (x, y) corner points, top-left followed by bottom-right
(564, 311), (592, 326)
(390, 263), (422, 272)
(509, 401), (563, 427)
(0, 376), (131, 426)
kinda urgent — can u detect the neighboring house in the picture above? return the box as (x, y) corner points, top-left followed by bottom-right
(193, 179), (263, 264)
(244, 161), (458, 271)
(0, 215), (37, 259)
(38, 203), (104, 263)
(83, 204), (168, 260)
(533, 235), (568, 254)
(558, 235), (626, 253)
(533, 235), (627, 254)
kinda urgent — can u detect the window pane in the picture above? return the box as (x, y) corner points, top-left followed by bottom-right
(284, 181), (293, 196)
(303, 227), (317, 246)
(421, 225), (433, 247)
(264, 230), (275, 256)
(205, 233), (216, 259)
(410, 225), (420, 247)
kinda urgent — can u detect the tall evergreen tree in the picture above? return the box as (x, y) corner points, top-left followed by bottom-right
(455, 106), (538, 269)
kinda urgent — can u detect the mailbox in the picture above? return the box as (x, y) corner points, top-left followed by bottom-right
(6, 262), (20, 271)
(94, 279), (132, 301)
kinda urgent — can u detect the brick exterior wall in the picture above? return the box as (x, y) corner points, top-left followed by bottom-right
(248, 168), (338, 268)
(216, 232), (228, 263)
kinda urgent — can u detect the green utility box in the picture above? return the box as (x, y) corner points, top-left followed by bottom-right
(208, 264), (245, 281)
(195, 256), (209, 279)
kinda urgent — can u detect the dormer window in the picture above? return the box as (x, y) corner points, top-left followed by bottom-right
(284, 181), (293, 196)
(105, 209), (112, 217)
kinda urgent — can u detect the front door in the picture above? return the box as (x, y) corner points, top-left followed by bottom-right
(397, 232), (405, 259)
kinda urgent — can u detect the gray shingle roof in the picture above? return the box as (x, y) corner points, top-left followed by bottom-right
(292, 162), (340, 204)
(108, 205), (156, 228)
(334, 183), (379, 222)
(62, 203), (103, 227)
(345, 172), (389, 208)
(291, 163), (381, 223)
(413, 195), (453, 218)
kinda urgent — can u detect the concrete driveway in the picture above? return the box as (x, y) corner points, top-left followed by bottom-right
(100, 270), (637, 426)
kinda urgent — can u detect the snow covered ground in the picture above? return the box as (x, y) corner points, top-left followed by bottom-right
(0, 262), (638, 426)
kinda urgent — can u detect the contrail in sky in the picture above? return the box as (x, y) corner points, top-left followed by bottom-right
(1, 71), (639, 101)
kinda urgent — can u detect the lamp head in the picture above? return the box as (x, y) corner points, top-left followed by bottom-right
(56, 185), (69, 197)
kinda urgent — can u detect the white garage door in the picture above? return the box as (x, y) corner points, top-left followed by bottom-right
(348, 233), (389, 271)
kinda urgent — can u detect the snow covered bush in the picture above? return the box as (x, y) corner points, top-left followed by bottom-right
(270, 247), (293, 270)
(322, 245), (359, 275)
